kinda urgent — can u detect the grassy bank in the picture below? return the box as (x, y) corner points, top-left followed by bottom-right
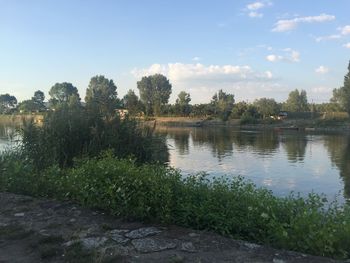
(1, 151), (350, 259)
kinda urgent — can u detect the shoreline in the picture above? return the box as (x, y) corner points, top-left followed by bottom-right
(143, 117), (350, 133)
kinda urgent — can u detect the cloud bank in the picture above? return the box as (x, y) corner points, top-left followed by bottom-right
(131, 63), (280, 103)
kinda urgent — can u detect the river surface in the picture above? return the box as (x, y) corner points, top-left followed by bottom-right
(1, 122), (350, 202)
(156, 126), (350, 202)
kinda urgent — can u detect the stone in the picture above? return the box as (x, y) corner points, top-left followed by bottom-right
(14, 213), (25, 217)
(110, 233), (130, 244)
(188, 232), (199, 238)
(125, 227), (161, 239)
(181, 242), (196, 253)
(273, 259), (286, 263)
(131, 238), (176, 253)
(243, 242), (261, 250)
(69, 218), (76, 223)
(64, 237), (108, 250)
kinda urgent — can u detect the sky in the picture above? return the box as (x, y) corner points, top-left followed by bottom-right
(0, 0), (350, 104)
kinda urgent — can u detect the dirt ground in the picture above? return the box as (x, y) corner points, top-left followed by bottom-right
(0, 192), (343, 263)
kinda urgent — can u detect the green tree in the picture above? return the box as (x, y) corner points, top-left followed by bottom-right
(137, 74), (172, 116)
(283, 89), (309, 112)
(211, 90), (235, 120)
(85, 75), (118, 116)
(254, 98), (280, 119)
(32, 90), (46, 111)
(175, 91), (191, 116)
(0, 94), (17, 114)
(18, 100), (37, 113)
(331, 61), (350, 114)
(49, 82), (80, 107)
(122, 89), (142, 116)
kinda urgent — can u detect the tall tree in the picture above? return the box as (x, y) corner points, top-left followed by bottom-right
(49, 82), (80, 107)
(0, 94), (17, 114)
(175, 91), (191, 116)
(254, 98), (280, 119)
(137, 74), (172, 116)
(85, 75), (118, 116)
(331, 61), (350, 114)
(122, 89), (142, 116)
(32, 90), (46, 111)
(283, 89), (308, 112)
(211, 90), (235, 120)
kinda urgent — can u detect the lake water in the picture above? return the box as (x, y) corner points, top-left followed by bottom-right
(157, 126), (350, 202)
(1, 122), (350, 202)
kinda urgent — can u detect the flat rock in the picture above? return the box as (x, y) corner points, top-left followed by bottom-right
(109, 233), (129, 245)
(14, 213), (25, 217)
(131, 238), (177, 253)
(181, 241), (196, 252)
(64, 237), (108, 250)
(125, 227), (161, 239)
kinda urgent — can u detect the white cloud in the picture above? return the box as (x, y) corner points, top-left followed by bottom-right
(315, 66), (329, 74)
(339, 25), (350, 35)
(315, 34), (341, 42)
(249, 11), (263, 18)
(311, 87), (332, 94)
(266, 49), (300, 63)
(343, 43), (350, 49)
(247, 2), (265, 10)
(245, 1), (272, 18)
(272, 13), (335, 32)
(192, 57), (201, 61)
(131, 63), (277, 103)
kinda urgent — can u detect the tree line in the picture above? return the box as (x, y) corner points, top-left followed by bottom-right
(1, 60), (350, 120)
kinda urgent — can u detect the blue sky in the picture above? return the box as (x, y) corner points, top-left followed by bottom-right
(1, 0), (349, 103)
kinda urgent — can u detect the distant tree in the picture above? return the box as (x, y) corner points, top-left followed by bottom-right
(137, 74), (172, 116)
(85, 75), (118, 116)
(32, 90), (46, 111)
(175, 91), (191, 116)
(331, 61), (350, 114)
(122, 89), (142, 116)
(283, 89), (309, 112)
(0, 93), (17, 114)
(231, 101), (248, 118)
(211, 90), (235, 120)
(49, 82), (80, 107)
(18, 100), (37, 113)
(254, 98), (280, 119)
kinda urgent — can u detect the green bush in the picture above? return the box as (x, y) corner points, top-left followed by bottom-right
(1, 152), (350, 259)
(20, 104), (168, 170)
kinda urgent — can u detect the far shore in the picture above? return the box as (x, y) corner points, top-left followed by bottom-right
(1, 114), (350, 132)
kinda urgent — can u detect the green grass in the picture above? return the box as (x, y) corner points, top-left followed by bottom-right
(1, 151), (350, 259)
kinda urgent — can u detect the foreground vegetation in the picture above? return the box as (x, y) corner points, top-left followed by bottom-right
(1, 151), (350, 259)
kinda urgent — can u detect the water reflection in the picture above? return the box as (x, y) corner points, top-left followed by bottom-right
(324, 135), (350, 198)
(281, 133), (307, 163)
(157, 126), (350, 201)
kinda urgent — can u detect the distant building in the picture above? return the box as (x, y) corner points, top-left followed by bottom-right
(277, 111), (288, 120)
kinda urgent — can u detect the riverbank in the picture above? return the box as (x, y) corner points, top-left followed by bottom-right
(143, 117), (350, 132)
(0, 192), (342, 263)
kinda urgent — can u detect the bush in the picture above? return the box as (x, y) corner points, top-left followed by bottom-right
(20, 104), (168, 170)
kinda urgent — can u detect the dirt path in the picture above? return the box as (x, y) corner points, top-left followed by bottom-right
(0, 192), (342, 263)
